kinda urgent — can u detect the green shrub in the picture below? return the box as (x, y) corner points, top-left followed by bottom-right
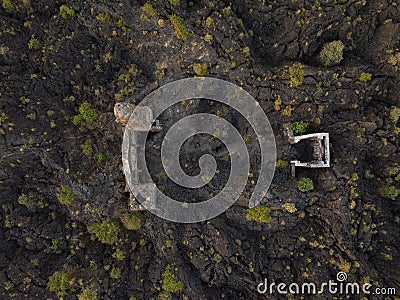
(110, 267), (122, 279)
(245, 206), (271, 223)
(158, 292), (172, 300)
(389, 106), (400, 124)
(88, 220), (121, 245)
(380, 186), (400, 200)
(319, 40), (345, 67)
(142, 3), (157, 16)
(57, 186), (75, 205)
(73, 102), (98, 126)
(60, 5), (75, 19)
(288, 63), (304, 87)
(169, 15), (189, 40)
(358, 72), (372, 82)
(18, 193), (34, 209)
(81, 144), (93, 157)
(162, 265), (183, 293)
(169, 0), (180, 6)
(28, 35), (40, 50)
(78, 289), (97, 300)
(298, 177), (314, 192)
(120, 211), (141, 230)
(291, 121), (308, 135)
(193, 63), (208, 76)
(47, 271), (73, 297)
(1, 0), (13, 10)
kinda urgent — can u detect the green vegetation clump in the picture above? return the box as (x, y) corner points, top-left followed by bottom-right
(288, 63), (304, 87)
(291, 121), (308, 134)
(81, 144), (93, 157)
(157, 292), (172, 300)
(0, 111), (8, 125)
(358, 72), (372, 82)
(60, 5), (75, 19)
(28, 35), (40, 50)
(57, 186), (75, 205)
(193, 63), (208, 76)
(120, 211), (141, 230)
(245, 206), (271, 223)
(1, 0), (13, 10)
(380, 186), (400, 200)
(73, 102), (98, 126)
(142, 3), (157, 16)
(275, 159), (288, 167)
(47, 271), (73, 297)
(169, 15), (189, 40)
(298, 177), (314, 192)
(78, 289), (97, 300)
(389, 106), (400, 124)
(169, 0), (180, 6)
(282, 202), (297, 213)
(88, 220), (121, 245)
(162, 265), (183, 293)
(18, 193), (34, 209)
(319, 40), (345, 67)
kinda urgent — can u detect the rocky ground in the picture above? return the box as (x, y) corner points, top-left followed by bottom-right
(0, 0), (399, 299)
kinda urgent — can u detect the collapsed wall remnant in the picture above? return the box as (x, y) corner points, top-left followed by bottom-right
(284, 123), (330, 177)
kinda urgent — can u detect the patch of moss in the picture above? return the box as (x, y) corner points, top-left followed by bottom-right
(81, 144), (93, 157)
(169, 14), (189, 40)
(162, 265), (183, 293)
(358, 72), (372, 82)
(142, 3), (157, 16)
(245, 206), (271, 223)
(288, 63), (304, 87)
(47, 271), (73, 297)
(88, 220), (121, 245)
(193, 63), (208, 76)
(60, 5), (75, 19)
(319, 40), (345, 67)
(380, 186), (400, 200)
(120, 211), (141, 230)
(73, 102), (98, 127)
(1, 0), (13, 10)
(78, 289), (97, 300)
(291, 121), (308, 135)
(57, 186), (75, 205)
(28, 35), (40, 50)
(389, 106), (400, 124)
(298, 177), (314, 192)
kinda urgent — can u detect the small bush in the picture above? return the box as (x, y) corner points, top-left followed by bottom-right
(169, 15), (189, 40)
(78, 289), (97, 300)
(60, 5), (75, 19)
(120, 211), (141, 230)
(319, 40), (345, 67)
(298, 177), (314, 192)
(57, 186), (75, 205)
(359, 72), (372, 82)
(28, 35), (40, 50)
(380, 186), (400, 200)
(169, 0), (180, 6)
(245, 206), (271, 223)
(18, 193), (34, 209)
(288, 63), (304, 87)
(81, 144), (93, 157)
(73, 102), (98, 126)
(291, 121), (308, 135)
(193, 63), (208, 76)
(1, 0), (13, 10)
(282, 202), (297, 213)
(162, 265), (183, 293)
(47, 271), (73, 297)
(389, 106), (400, 124)
(88, 220), (121, 245)
(142, 3), (157, 16)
